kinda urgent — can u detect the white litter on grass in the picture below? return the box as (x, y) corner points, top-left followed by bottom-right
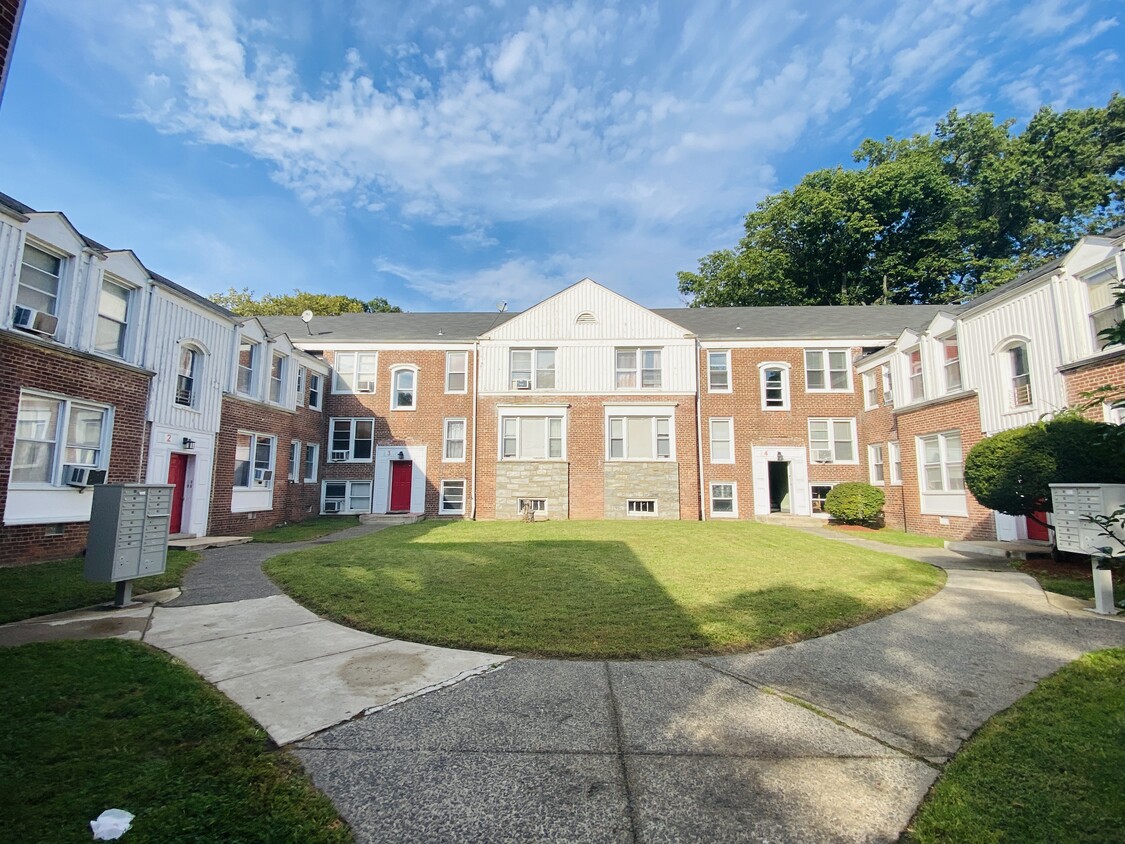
(90, 808), (134, 840)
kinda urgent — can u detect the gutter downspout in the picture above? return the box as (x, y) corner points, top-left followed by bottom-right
(470, 340), (479, 520)
(136, 280), (157, 483)
(694, 337), (706, 521)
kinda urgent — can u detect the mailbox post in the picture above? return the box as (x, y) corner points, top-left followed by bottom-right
(83, 484), (174, 607)
(1049, 483), (1124, 616)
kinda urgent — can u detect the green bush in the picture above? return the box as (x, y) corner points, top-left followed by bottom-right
(825, 482), (885, 525)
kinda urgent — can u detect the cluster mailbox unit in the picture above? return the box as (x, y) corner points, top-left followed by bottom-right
(1050, 483), (1125, 616)
(84, 484), (175, 606)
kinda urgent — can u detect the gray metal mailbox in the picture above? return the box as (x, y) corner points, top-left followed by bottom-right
(84, 484), (174, 604)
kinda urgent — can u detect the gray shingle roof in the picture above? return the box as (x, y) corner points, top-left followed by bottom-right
(258, 311), (518, 343)
(652, 305), (954, 340)
(958, 258), (1064, 313)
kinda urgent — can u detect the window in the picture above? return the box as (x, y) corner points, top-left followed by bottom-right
(888, 441), (902, 485)
(441, 480), (466, 514)
(919, 432), (964, 492)
(627, 499), (657, 515)
(303, 443), (319, 482)
(1009, 343), (1032, 407)
(330, 418), (375, 461)
(446, 351), (468, 393)
(95, 279), (131, 357)
(237, 340), (259, 395)
(288, 440), (300, 481)
(810, 484), (834, 514)
(616, 348), (661, 389)
(308, 373), (323, 409)
(808, 418), (856, 463)
(707, 351), (730, 392)
(16, 243), (62, 315)
(709, 482), (736, 517)
(880, 364), (894, 404)
(333, 352), (377, 393)
(760, 364), (790, 410)
(510, 348), (555, 390)
(175, 346), (199, 407)
(868, 444), (885, 484)
(444, 418), (466, 461)
(863, 371), (878, 409)
(322, 480), (371, 514)
(942, 337), (962, 392)
(907, 348), (923, 401)
(1090, 280), (1124, 346)
(804, 349), (849, 391)
(295, 366), (306, 406)
(608, 416), (672, 460)
(12, 393), (109, 484)
(500, 416), (564, 460)
(391, 367), (416, 410)
(269, 352), (286, 404)
(709, 418), (733, 463)
(234, 432), (275, 488)
(517, 498), (546, 514)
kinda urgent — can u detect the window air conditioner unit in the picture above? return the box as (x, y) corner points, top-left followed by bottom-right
(513, 379), (532, 390)
(323, 500), (343, 513)
(253, 468), (274, 484)
(12, 305), (59, 337)
(330, 450), (349, 462)
(813, 450), (834, 464)
(63, 465), (107, 488)
(356, 380), (376, 393)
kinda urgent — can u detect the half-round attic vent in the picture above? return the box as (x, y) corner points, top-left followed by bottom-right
(575, 311), (597, 324)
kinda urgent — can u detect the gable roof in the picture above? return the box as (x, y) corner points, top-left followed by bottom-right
(652, 304), (953, 340)
(259, 311), (517, 343)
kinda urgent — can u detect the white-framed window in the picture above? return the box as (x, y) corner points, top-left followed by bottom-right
(440, 480), (466, 514)
(446, 351), (468, 393)
(880, 364), (894, 405)
(517, 498), (547, 514)
(175, 345), (200, 408)
(269, 352), (286, 404)
(1089, 280), (1124, 347)
(16, 242), (63, 316)
(863, 371), (878, 409)
(607, 415), (673, 460)
(308, 372), (323, 410)
(808, 418), (857, 463)
(295, 366), (306, 407)
(709, 418), (734, 463)
(500, 416), (564, 460)
(303, 443), (319, 483)
(804, 349), (850, 391)
(942, 336), (961, 392)
(868, 444), (885, 484)
(95, 278), (132, 357)
(329, 417), (375, 462)
(918, 431), (964, 492)
(709, 482), (736, 517)
(810, 484), (834, 514)
(1008, 343), (1032, 407)
(288, 440), (301, 481)
(510, 348), (556, 390)
(333, 352), (377, 393)
(627, 499), (657, 515)
(707, 350), (731, 392)
(907, 348), (923, 402)
(760, 363), (790, 410)
(1105, 402), (1125, 425)
(11, 392), (110, 485)
(444, 418), (466, 461)
(888, 441), (902, 485)
(236, 340), (259, 396)
(616, 348), (662, 389)
(234, 431), (275, 488)
(391, 366), (417, 410)
(322, 480), (371, 514)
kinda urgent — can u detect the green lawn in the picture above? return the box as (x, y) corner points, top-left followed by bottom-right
(252, 515), (360, 543)
(0, 550), (199, 625)
(908, 647), (1125, 843)
(829, 526), (947, 548)
(1018, 559), (1123, 603)
(0, 639), (351, 843)
(264, 520), (945, 658)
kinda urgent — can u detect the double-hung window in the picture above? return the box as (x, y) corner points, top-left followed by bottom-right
(446, 351), (468, 393)
(12, 392), (109, 484)
(237, 340), (259, 395)
(808, 418), (856, 463)
(607, 416), (672, 460)
(16, 243), (62, 316)
(888, 441), (903, 485)
(288, 440), (301, 481)
(1089, 280), (1124, 347)
(804, 349), (849, 391)
(444, 418), (466, 461)
(616, 348), (662, 389)
(175, 346), (199, 408)
(863, 371), (878, 409)
(295, 366), (306, 406)
(510, 349), (555, 390)
(907, 348), (924, 401)
(323, 480), (371, 514)
(333, 352), (377, 393)
(500, 416), (564, 460)
(880, 364), (894, 404)
(330, 418), (374, 461)
(308, 373), (323, 409)
(95, 279), (131, 357)
(810, 484), (834, 514)
(234, 432), (275, 488)
(942, 337), (962, 392)
(1009, 343), (1032, 407)
(440, 480), (466, 514)
(868, 444), (885, 484)
(391, 367), (416, 410)
(709, 483), (736, 517)
(269, 353), (286, 404)
(919, 432), (964, 492)
(707, 351), (730, 392)
(760, 364), (789, 409)
(303, 443), (319, 482)
(709, 418), (733, 463)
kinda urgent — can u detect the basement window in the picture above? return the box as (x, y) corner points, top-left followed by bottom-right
(627, 499), (657, 515)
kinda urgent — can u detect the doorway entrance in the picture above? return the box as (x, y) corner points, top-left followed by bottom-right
(389, 460), (413, 512)
(167, 453), (190, 533)
(1027, 511), (1051, 541)
(768, 461), (791, 513)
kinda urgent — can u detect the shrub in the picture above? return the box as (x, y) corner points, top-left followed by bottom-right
(825, 482), (885, 525)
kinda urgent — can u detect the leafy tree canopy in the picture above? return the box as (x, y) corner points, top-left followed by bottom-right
(679, 95), (1125, 307)
(210, 288), (402, 316)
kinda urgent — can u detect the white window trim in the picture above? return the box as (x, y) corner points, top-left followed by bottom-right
(888, 441), (903, 485)
(321, 479), (373, 515)
(329, 417), (376, 463)
(868, 443), (885, 485)
(807, 418), (858, 464)
(707, 350), (732, 393)
(443, 417), (467, 463)
(233, 430), (276, 489)
(708, 417), (734, 464)
(308, 372), (324, 410)
(880, 363), (894, 405)
(810, 483), (836, 515)
(390, 364), (419, 411)
(759, 362), (791, 411)
(440, 479), (467, 514)
(16, 238), (67, 321)
(10, 390), (113, 488)
(94, 275), (135, 360)
(516, 497), (548, 515)
(288, 439), (301, 481)
(269, 351), (287, 405)
(626, 498), (658, 516)
(1002, 340), (1033, 410)
(175, 343), (202, 410)
(295, 366), (306, 407)
(498, 410), (567, 461)
(862, 370), (879, 410)
(236, 339), (260, 397)
(941, 335), (962, 394)
(804, 349), (853, 393)
(709, 481), (738, 518)
(906, 347), (924, 403)
(303, 443), (319, 483)
(916, 431), (966, 494)
(509, 348), (557, 391)
(332, 351), (378, 394)
(606, 414), (675, 461)
(615, 347), (663, 391)
(445, 351), (469, 394)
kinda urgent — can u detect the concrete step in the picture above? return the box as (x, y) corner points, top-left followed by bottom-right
(945, 539), (1053, 561)
(168, 535), (253, 551)
(358, 514), (425, 526)
(755, 515), (830, 528)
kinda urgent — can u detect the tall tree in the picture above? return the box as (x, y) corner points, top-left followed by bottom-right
(210, 288), (402, 316)
(679, 95), (1125, 307)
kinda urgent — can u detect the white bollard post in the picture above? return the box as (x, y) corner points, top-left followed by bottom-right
(1091, 558), (1119, 616)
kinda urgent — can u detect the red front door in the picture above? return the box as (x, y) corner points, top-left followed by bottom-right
(167, 453), (188, 533)
(389, 461), (413, 512)
(1027, 511), (1050, 541)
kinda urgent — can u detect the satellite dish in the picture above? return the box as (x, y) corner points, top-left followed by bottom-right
(300, 310), (314, 323)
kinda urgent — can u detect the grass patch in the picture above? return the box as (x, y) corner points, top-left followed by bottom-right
(0, 551), (199, 625)
(1018, 558), (1123, 602)
(829, 525), (947, 548)
(265, 520), (944, 658)
(251, 515), (360, 543)
(0, 639), (350, 843)
(907, 647), (1125, 843)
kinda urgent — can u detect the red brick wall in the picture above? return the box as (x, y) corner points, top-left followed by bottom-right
(1063, 352), (1125, 420)
(856, 366), (906, 529)
(0, 333), (151, 564)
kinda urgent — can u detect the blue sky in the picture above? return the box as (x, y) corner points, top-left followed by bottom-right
(0, 1), (1120, 312)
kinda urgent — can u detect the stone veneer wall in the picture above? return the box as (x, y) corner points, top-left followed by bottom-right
(494, 462), (570, 520)
(604, 462), (680, 519)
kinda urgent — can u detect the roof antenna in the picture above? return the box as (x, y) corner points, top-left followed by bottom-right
(496, 301), (507, 313)
(300, 309), (314, 335)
